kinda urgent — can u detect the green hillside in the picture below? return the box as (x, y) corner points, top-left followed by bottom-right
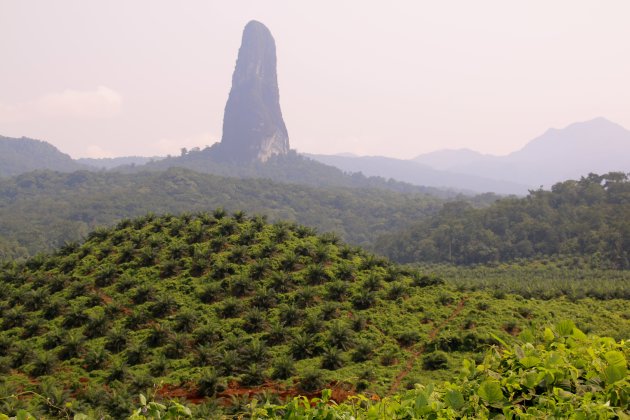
(0, 136), (86, 178)
(1, 212), (628, 418)
(376, 172), (630, 267)
(137, 149), (458, 196)
(0, 168), (460, 261)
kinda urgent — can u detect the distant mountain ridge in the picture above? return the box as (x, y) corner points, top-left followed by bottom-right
(0, 135), (87, 177)
(2, 118), (628, 194)
(305, 153), (529, 195)
(310, 118), (630, 193)
(414, 118), (630, 187)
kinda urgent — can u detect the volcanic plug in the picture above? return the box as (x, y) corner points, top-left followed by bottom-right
(218, 20), (290, 162)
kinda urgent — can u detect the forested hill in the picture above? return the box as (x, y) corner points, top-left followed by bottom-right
(0, 136), (463, 197)
(376, 172), (630, 268)
(0, 168), (464, 260)
(133, 149), (462, 197)
(0, 136), (86, 177)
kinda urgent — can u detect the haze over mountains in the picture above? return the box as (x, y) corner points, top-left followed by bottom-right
(2, 116), (629, 195)
(0, 135), (87, 177)
(306, 153), (528, 195)
(1, 20), (628, 195)
(308, 117), (630, 194)
(416, 117), (630, 188)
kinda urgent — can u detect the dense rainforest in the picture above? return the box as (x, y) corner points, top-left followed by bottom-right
(135, 149), (460, 196)
(0, 168), (500, 261)
(2, 168), (437, 258)
(0, 212), (628, 418)
(376, 172), (630, 268)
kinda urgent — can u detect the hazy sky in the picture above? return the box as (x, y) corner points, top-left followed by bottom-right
(1, 1), (629, 159)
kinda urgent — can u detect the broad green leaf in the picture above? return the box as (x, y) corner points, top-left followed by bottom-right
(414, 392), (429, 408)
(571, 327), (587, 339)
(556, 320), (575, 337)
(544, 327), (555, 342)
(16, 411), (35, 420)
(462, 359), (475, 376)
(520, 356), (540, 369)
(478, 380), (504, 405)
(553, 387), (573, 400)
(523, 371), (540, 389)
(604, 365), (627, 384)
(614, 409), (630, 420)
(490, 333), (508, 347)
(519, 329), (535, 343)
(545, 352), (562, 368)
(140, 393), (147, 406)
(604, 351), (627, 369)
(445, 389), (465, 410)
(603, 350), (627, 384)
(322, 388), (332, 402)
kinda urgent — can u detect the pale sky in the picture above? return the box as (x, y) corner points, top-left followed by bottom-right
(1, 1), (629, 159)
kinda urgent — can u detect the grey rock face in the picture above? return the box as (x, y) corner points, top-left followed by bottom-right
(219, 20), (289, 162)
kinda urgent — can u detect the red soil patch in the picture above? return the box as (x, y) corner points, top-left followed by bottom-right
(156, 383), (206, 405)
(155, 379), (358, 408)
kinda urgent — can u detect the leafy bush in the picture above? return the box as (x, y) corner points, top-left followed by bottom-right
(422, 351), (450, 370)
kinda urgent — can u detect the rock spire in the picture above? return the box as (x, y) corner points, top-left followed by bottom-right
(218, 20), (289, 162)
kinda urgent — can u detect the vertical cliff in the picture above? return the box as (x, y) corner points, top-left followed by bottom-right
(218, 20), (289, 162)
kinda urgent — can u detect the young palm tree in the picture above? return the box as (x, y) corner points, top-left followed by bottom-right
(243, 338), (267, 364)
(321, 346), (345, 370)
(197, 367), (222, 397)
(326, 320), (353, 350)
(278, 303), (302, 326)
(105, 326), (128, 353)
(326, 281), (349, 301)
(164, 333), (188, 359)
(304, 264), (330, 285)
(271, 353), (295, 380)
(124, 342), (145, 366)
(387, 281), (408, 300)
(362, 273), (382, 292)
(291, 331), (318, 360)
(146, 323), (170, 347)
(303, 313), (324, 334)
(58, 330), (84, 360)
(265, 319), (288, 345)
(251, 286), (277, 309)
(351, 340), (374, 362)
(198, 283), (222, 304)
(30, 351), (57, 377)
(174, 309), (198, 333)
(352, 288), (375, 309)
(243, 307), (266, 333)
(241, 363), (265, 386)
(84, 346), (109, 371)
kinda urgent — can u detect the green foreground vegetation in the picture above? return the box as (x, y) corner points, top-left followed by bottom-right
(2, 323), (628, 418)
(1, 212), (629, 418)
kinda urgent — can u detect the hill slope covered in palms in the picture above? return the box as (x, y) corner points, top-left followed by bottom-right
(1, 212), (628, 418)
